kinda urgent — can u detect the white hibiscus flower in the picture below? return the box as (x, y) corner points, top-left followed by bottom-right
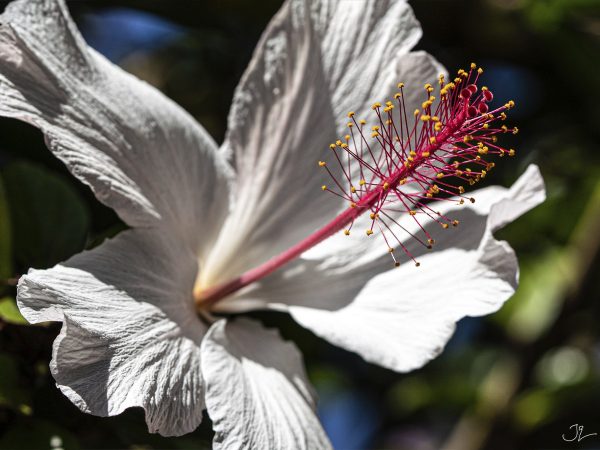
(0, 0), (545, 447)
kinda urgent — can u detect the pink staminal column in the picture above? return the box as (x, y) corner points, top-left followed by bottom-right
(195, 64), (518, 309)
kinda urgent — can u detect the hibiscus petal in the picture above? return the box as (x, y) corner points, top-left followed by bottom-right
(0, 0), (230, 251)
(222, 165), (545, 372)
(17, 229), (206, 436)
(202, 0), (444, 285)
(201, 318), (332, 450)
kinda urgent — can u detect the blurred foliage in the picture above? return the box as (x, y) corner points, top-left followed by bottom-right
(0, 0), (598, 449)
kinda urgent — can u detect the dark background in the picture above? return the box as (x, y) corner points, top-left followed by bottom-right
(0, 0), (599, 449)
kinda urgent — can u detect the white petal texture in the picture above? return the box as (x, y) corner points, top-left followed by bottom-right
(200, 0), (444, 286)
(17, 229), (206, 436)
(0, 0), (231, 253)
(224, 165), (546, 372)
(201, 318), (332, 450)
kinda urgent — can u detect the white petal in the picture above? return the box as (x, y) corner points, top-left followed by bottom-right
(222, 165), (545, 372)
(202, 0), (444, 285)
(201, 318), (331, 450)
(0, 0), (230, 251)
(17, 229), (206, 436)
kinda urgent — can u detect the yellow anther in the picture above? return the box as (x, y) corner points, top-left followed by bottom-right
(452, 220), (460, 227)
(458, 186), (465, 194)
(481, 170), (487, 178)
(341, 143), (348, 148)
(386, 101), (393, 107)
(350, 202), (357, 208)
(350, 186), (356, 193)
(483, 123), (489, 129)
(409, 150), (417, 157)
(407, 156), (414, 162)
(509, 149), (516, 156)
(336, 140), (343, 146)
(421, 115), (431, 122)
(431, 116), (439, 122)
(466, 168), (472, 173)
(512, 127), (519, 135)
(429, 136), (437, 144)
(372, 102), (381, 110)
(383, 106), (391, 113)
(386, 119), (392, 125)
(344, 229), (350, 236)
(345, 134), (351, 141)
(372, 125), (380, 131)
(422, 101), (432, 109)
(348, 111), (355, 118)
(318, 161), (326, 167)
(359, 179), (366, 186)
(424, 83), (432, 90)
(442, 223), (449, 229)
(437, 172), (444, 179)
(422, 151), (430, 157)
(399, 178), (407, 185)
(409, 210), (417, 216)
(388, 247), (394, 253)
(470, 62), (477, 69)
(477, 68), (484, 74)
(366, 229), (374, 236)
(500, 112), (507, 120)
(501, 125), (508, 132)
(329, 143), (336, 149)
(397, 82), (404, 89)
(321, 185), (327, 191)
(478, 146), (489, 155)
(438, 74), (445, 85)
(383, 182), (390, 190)
(426, 192), (433, 198)
(459, 199), (465, 205)
(371, 131), (379, 138)
(394, 92), (402, 99)
(414, 109), (420, 116)
(491, 136), (498, 143)
(359, 119), (366, 125)
(434, 122), (442, 131)
(481, 86), (488, 91)
(476, 155), (481, 161)
(440, 89), (448, 96)
(428, 238), (435, 246)
(347, 122), (353, 128)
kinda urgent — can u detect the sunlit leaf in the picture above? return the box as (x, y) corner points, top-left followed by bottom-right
(0, 296), (27, 325)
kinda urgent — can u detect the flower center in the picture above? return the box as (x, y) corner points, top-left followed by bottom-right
(194, 64), (518, 309)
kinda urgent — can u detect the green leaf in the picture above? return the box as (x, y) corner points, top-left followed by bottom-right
(0, 296), (27, 324)
(0, 177), (11, 279)
(2, 161), (89, 269)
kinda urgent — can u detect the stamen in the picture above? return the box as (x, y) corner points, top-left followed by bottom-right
(319, 64), (517, 266)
